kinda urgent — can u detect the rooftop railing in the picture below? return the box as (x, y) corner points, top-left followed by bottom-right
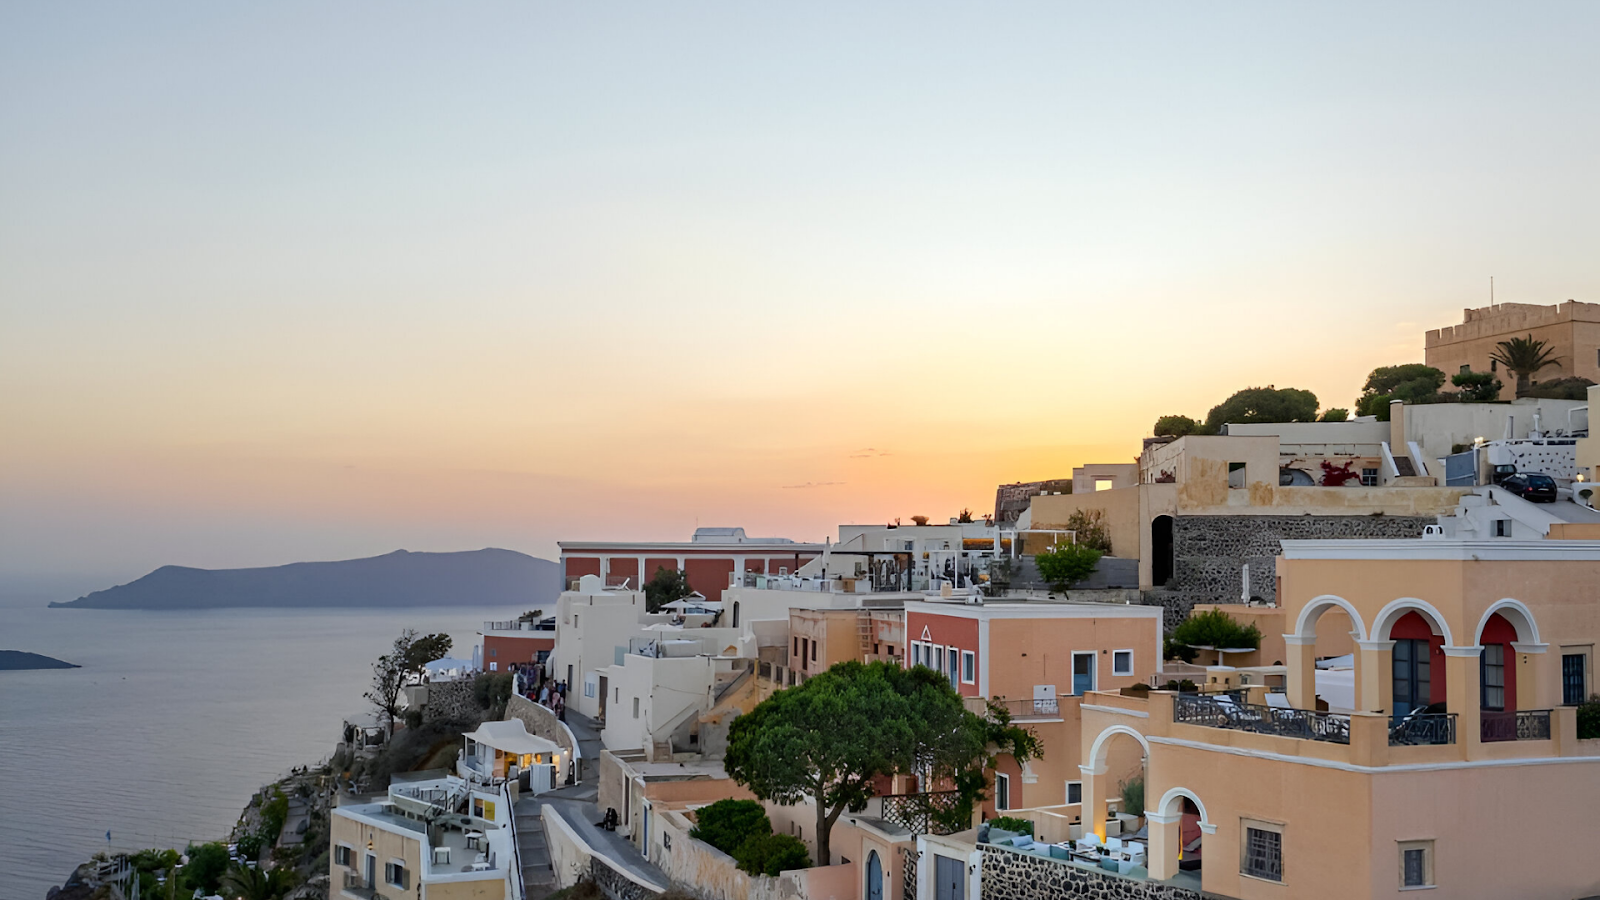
(484, 620), (554, 632)
(1481, 709), (1552, 743)
(972, 697), (1063, 720)
(1388, 712), (1457, 746)
(1172, 693), (1350, 744)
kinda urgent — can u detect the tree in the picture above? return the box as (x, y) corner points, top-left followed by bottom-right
(1153, 414), (1204, 437)
(366, 629), (431, 735)
(1203, 386), (1319, 433)
(1318, 408), (1349, 422)
(1355, 364), (1447, 418)
(910, 515), (930, 526)
(1062, 509), (1112, 555)
(220, 862), (295, 900)
(1490, 335), (1561, 398)
(1522, 375), (1593, 400)
(1033, 541), (1102, 593)
(643, 566), (693, 613)
(402, 633), (453, 678)
(956, 508), (974, 524)
(1450, 370), (1502, 402)
(183, 843), (230, 894)
(724, 661), (1036, 866)
(1168, 609), (1262, 660)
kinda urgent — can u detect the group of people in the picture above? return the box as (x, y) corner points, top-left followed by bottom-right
(511, 659), (568, 721)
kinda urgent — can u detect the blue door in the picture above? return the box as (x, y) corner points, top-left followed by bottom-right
(866, 851), (883, 900)
(1072, 653), (1095, 696)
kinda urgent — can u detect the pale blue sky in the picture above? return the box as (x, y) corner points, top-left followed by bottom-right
(3, 3), (1598, 592)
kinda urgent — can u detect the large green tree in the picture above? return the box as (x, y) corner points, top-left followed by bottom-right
(1203, 386), (1319, 433)
(1450, 370), (1502, 402)
(724, 661), (1037, 865)
(1490, 335), (1561, 398)
(1355, 364), (1447, 418)
(1034, 541), (1103, 592)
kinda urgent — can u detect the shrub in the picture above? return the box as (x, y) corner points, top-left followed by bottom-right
(1034, 541), (1102, 592)
(1153, 414), (1203, 437)
(689, 799), (771, 855)
(1119, 776), (1145, 816)
(1160, 679), (1199, 692)
(987, 816), (1034, 836)
(733, 833), (812, 876)
(1577, 695), (1600, 740)
(1062, 509), (1113, 555)
(1170, 610), (1261, 655)
(474, 672), (514, 715)
(260, 789), (289, 841)
(236, 832), (264, 862)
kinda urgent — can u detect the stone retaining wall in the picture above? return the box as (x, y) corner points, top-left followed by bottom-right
(1142, 514), (1435, 628)
(979, 845), (1201, 900)
(420, 679), (481, 724)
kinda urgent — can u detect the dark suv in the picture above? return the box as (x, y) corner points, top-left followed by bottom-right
(1500, 473), (1558, 503)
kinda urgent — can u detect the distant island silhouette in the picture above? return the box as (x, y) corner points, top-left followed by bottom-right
(49, 548), (559, 610)
(0, 650), (80, 670)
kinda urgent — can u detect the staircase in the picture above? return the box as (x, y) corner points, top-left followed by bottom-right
(514, 795), (555, 900)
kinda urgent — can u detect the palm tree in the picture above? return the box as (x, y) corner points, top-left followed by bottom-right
(1489, 335), (1561, 397)
(220, 862), (278, 900)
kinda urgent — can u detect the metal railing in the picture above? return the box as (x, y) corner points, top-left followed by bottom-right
(484, 619), (554, 632)
(1480, 709), (1551, 743)
(1172, 694), (1350, 744)
(976, 697), (1062, 719)
(881, 790), (967, 836)
(1389, 712), (1457, 746)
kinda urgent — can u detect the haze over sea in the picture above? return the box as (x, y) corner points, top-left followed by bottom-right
(0, 588), (523, 900)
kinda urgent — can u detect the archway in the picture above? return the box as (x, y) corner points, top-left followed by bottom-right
(1151, 516), (1174, 587)
(1371, 600), (1454, 726)
(1082, 726), (1150, 843)
(1287, 596), (1367, 709)
(1147, 787), (1213, 883)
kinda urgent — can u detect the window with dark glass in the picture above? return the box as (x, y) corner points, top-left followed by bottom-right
(1243, 827), (1282, 881)
(1563, 653), (1587, 706)
(1481, 643), (1505, 710)
(1403, 848), (1427, 886)
(1392, 639), (1431, 722)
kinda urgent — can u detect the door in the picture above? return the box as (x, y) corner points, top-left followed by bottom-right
(363, 854), (376, 890)
(1072, 653), (1095, 696)
(865, 851), (883, 900)
(1392, 638), (1431, 722)
(948, 650), (960, 689)
(934, 854), (965, 900)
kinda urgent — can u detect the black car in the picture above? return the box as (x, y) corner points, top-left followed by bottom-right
(1500, 472), (1558, 503)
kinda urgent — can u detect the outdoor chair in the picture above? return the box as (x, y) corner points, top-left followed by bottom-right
(1264, 692), (1293, 710)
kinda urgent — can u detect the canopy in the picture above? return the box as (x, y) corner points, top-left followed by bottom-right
(464, 720), (561, 756)
(424, 657), (475, 673)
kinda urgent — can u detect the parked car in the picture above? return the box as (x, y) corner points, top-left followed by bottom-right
(1490, 464), (1518, 485)
(1499, 472), (1558, 503)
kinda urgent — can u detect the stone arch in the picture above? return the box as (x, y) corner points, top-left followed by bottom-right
(1088, 725), (1150, 769)
(1474, 599), (1541, 646)
(1156, 787), (1213, 830)
(1372, 598), (1455, 647)
(1293, 594), (1368, 641)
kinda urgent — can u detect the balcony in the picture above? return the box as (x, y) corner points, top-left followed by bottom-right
(1480, 709), (1552, 743)
(972, 697), (1062, 721)
(342, 872), (391, 900)
(1388, 712), (1457, 746)
(1172, 693), (1350, 744)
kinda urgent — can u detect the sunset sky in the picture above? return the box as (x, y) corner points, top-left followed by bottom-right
(3, 3), (1599, 592)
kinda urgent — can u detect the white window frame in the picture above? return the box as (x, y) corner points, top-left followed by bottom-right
(1112, 649), (1134, 677)
(994, 773), (1011, 811)
(961, 651), (976, 684)
(1070, 651), (1097, 696)
(1398, 839), (1434, 889)
(934, 645), (945, 673)
(1066, 781), (1082, 806)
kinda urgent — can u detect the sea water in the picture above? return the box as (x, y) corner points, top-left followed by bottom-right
(0, 593), (521, 899)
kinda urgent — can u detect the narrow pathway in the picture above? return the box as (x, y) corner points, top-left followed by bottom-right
(515, 794), (555, 900)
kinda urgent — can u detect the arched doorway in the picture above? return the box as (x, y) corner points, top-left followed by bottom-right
(865, 850), (883, 900)
(1151, 516), (1174, 586)
(1084, 726), (1150, 841)
(1149, 788), (1213, 883)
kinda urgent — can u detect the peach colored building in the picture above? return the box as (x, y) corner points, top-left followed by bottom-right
(1425, 299), (1600, 390)
(1061, 537), (1600, 900)
(560, 527), (824, 599)
(903, 599), (1163, 819)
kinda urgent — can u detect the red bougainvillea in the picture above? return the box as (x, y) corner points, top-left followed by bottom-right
(1320, 460), (1361, 486)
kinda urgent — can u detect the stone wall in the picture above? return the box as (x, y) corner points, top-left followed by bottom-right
(420, 678), (481, 724)
(979, 845), (1201, 900)
(1143, 514), (1435, 628)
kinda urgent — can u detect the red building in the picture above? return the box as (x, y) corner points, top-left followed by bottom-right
(558, 527), (825, 600)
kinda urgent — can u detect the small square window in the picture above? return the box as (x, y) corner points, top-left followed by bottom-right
(1112, 650), (1133, 676)
(385, 862), (408, 889)
(1241, 820), (1283, 882)
(1493, 519), (1511, 537)
(1066, 781), (1082, 805)
(1398, 840), (1434, 888)
(1459, 364), (1471, 374)
(1228, 462), (1247, 489)
(334, 845), (352, 867)
(1361, 468), (1379, 487)
(961, 651), (976, 684)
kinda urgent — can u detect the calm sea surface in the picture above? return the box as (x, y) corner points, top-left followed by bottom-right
(0, 595), (523, 900)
